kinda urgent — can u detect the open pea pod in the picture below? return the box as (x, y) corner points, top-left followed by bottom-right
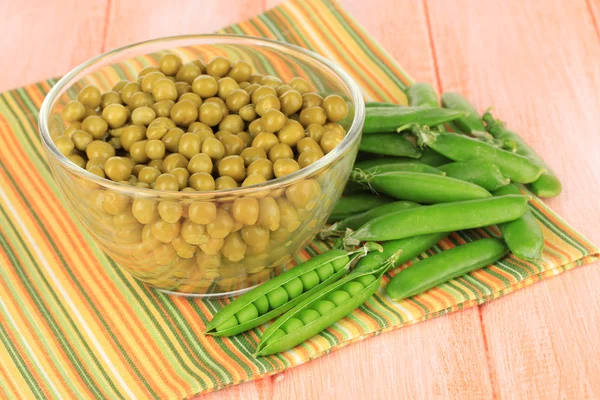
(255, 257), (394, 356)
(204, 243), (382, 337)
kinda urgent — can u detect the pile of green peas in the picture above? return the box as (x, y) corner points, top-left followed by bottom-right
(54, 53), (351, 293)
(57, 53), (349, 190)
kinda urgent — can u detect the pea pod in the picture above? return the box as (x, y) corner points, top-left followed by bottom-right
(204, 244), (381, 336)
(328, 193), (394, 223)
(407, 83), (440, 108)
(418, 148), (453, 166)
(321, 201), (419, 239)
(440, 92), (486, 133)
(345, 195), (528, 244)
(350, 170), (492, 204)
(344, 162), (444, 194)
(364, 106), (466, 133)
(365, 101), (399, 108)
(483, 111), (562, 198)
(256, 255), (396, 356)
(493, 184), (544, 261)
(354, 232), (449, 274)
(415, 128), (544, 183)
(438, 160), (510, 191)
(386, 238), (509, 300)
(353, 150), (451, 170)
(359, 132), (421, 158)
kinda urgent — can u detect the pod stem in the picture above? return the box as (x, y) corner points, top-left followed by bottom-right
(411, 124), (437, 148)
(349, 169), (378, 194)
(342, 229), (361, 250)
(319, 222), (343, 240)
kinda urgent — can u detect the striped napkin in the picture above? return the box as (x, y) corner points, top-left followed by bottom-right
(0, 0), (597, 398)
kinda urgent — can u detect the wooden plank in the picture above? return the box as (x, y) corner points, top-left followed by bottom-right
(0, 0), (108, 92)
(427, 0), (600, 398)
(271, 310), (493, 399)
(104, 0), (265, 51)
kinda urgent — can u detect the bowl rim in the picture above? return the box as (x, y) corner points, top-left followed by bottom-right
(39, 34), (365, 197)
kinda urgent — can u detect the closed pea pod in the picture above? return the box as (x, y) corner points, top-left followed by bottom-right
(345, 195), (529, 244)
(440, 92), (486, 133)
(406, 83), (440, 108)
(329, 193), (394, 223)
(438, 160), (510, 191)
(350, 170), (491, 204)
(415, 128), (543, 184)
(483, 111), (562, 198)
(344, 162), (444, 195)
(359, 132), (421, 158)
(204, 244), (381, 336)
(386, 238), (508, 300)
(321, 200), (419, 239)
(492, 184), (544, 261)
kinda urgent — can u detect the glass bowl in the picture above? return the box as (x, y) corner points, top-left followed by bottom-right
(39, 34), (365, 297)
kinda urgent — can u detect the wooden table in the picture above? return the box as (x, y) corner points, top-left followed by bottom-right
(2, 0), (599, 398)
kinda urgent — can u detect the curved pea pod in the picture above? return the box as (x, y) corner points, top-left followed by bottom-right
(438, 160), (510, 191)
(204, 244), (381, 337)
(363, 106), (467, 133)
(256, 259), (392, 356)
(386, 238), (509, 300)
(321, 201), (420, 239)
(359, 132), (421, 158)
(483, 112), (562, 198)
(344, 162), (444, 195)
(345, 195), (529, 243)
(328, 193), (394, 223)
(440, 92), (486, 133)
(407, 83), (440, 108)
(353, 232), (449, 275)
(350, 170), (492, 204)
(415, 128), (544, 184)
(493, 184), (544, 261)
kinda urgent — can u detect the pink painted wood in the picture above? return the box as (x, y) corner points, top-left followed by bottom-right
(1, 0), (599, 398)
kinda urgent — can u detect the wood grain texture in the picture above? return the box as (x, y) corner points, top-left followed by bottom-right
(427, 0), (600, 398)
(0, 0), (108, 92)
(1, 0), (599, 399)
(104, 0), (264, 51)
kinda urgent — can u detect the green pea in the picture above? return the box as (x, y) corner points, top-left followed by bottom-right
(235, 304), (259, 324)
(331, 256), (350, 272)
(216, 315), (238, 332)
(281, 317), (304, 334)
(327, 290), (351, 307)
(253, 296), (269, 315)
(315, 263), (334, 282)
(341, 281), (365, 297)
(266, 287), (289, 309)
(299, 271), (320, 291)
(311, 300), (336, 315)
(269, 329), (286, 342)
(283, 278), (303, 299)
(355, 274), (377, 287)
(297, 309), (321, 325)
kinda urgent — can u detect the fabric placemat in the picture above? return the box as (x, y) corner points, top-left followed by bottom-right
(0, 0), (598, 398)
